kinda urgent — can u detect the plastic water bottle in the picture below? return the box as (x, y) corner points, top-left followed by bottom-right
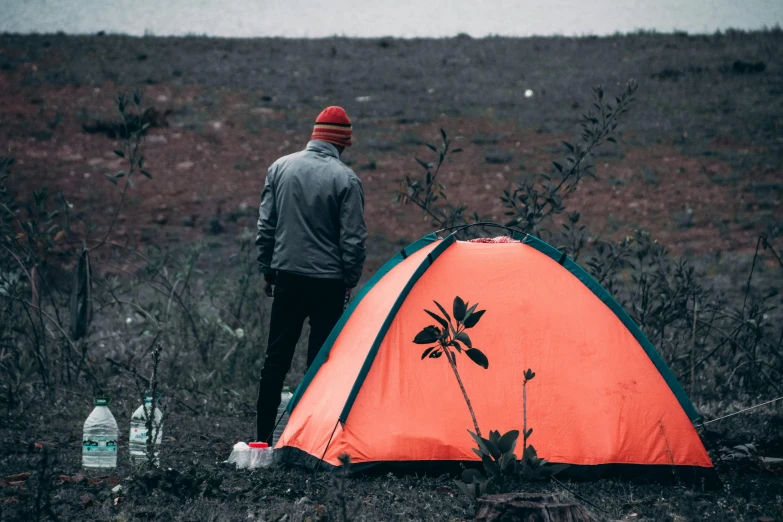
(82, 397), (118, 470)
(248, 442), (274, 469)
(129, 397), (163, 465)
(273, 386), (293, 446)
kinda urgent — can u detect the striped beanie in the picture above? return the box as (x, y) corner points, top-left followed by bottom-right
(312, 106), (353, 147)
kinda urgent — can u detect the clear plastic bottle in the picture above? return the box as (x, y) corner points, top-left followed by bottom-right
(248, 442), (273, 469)
(129, 397), (163, 466)
(273, 386), (293, 446)
(82, 397), (118, 470)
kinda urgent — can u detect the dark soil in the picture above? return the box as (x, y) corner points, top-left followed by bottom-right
(2, 398), (782, 522)
(1, 31), (781, 260)
(2, 31), (783, 521)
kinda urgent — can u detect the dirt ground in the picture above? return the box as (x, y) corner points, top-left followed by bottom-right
(1, 31), (782, 263)
(2, 397), (782, 521)
(1, 31), (783, 521)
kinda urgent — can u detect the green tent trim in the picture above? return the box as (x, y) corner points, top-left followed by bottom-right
(521, 234), (700, 424)
(289, 231), (700, 426)
(287, 233), (439, 414)
(339, 234), (456, 423)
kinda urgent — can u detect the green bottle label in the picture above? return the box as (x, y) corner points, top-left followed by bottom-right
(82, 435), (117, 452)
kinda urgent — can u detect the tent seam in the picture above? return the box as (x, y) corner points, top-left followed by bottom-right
(338, 234), (457, 423)
(287, 233), (438, 414)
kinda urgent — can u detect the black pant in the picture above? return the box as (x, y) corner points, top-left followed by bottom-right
(256, 272), (346, 443)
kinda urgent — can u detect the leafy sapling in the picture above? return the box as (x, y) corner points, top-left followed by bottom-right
(456, 368), (567, 502)
(523, 368), (534, 450)
(414, 296), (488, 437)
(518, 368), (568, 481)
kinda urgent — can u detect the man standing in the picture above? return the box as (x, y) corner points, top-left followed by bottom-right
(255, 106), (367, 444)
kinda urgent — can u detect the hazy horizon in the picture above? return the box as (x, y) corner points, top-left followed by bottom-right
(2, 0), (782, 38)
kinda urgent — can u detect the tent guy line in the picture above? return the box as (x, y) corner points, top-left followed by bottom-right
(702, 396), (783, 425)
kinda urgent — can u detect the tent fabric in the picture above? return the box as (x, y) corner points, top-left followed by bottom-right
(277, 232), (714, 478)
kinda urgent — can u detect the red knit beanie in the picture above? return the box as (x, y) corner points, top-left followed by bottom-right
(311, 106), (353, 147)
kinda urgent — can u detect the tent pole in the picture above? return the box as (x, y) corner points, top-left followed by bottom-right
(313, 419), (340, 475)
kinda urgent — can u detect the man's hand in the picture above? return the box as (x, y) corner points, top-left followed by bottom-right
(264, 282), (274, 298)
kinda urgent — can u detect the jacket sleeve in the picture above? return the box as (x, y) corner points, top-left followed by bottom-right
(256, 165), (278, 281)
(340, 176), (367, 288)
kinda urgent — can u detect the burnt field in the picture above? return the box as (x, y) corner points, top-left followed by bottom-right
(1, 31), (782, 521)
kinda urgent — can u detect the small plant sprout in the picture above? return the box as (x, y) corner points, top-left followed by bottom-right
(523, 368), (535, 450)
(413, 296), (488, 436)
(456, 367), (568, 502)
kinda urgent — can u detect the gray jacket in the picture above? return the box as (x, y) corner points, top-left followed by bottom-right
(256, 140), (367, 288)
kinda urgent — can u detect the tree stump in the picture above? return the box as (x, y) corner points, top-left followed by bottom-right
(475, 493), (598, 522)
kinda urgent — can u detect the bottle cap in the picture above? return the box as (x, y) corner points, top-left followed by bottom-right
(248, 442), (268, 449)
(94, 397), (112, 406)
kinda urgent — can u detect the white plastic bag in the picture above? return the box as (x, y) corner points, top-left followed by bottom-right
(227, 442), (250, 469)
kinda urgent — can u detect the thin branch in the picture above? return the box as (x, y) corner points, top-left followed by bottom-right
(445, 347), (481, 438)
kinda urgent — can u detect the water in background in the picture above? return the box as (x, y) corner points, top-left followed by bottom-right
(2, 0), (782, 38)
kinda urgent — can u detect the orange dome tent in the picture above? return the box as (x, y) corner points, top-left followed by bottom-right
(275, 229), (715, 483)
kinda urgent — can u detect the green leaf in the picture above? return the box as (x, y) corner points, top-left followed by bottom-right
(524, 444), (538, 460)
(433, 301), (451, 322)
(429, 350), (443, 358)
(425, 142), (437, 152)
(464, 303), (479, 320)
(525, 428), (533, 439)
(453, 296), (467, 321)
(468, 430), (490, 455)
(141, 169), (153, 179)
(481, 453), (499, 478)
(562, 141), (574, 152)
(413, 325), (441, 344)
(451, 147), (463, 153)
(440, 128), (447, 141)
(449, 340), (463, 352)
(553, 161), (563, 173)
(455, 331), (472, 348)
(497, 430), (519, 454)
(416, 158), (432, 170)
(607, 136), (617, 143)
(421, 347), (436, 359)
(466, 348), (489, 369)
(461, 469), (484, 484)
(463, 310), (485, 329)
(114, 149), (125, 158)
(424, 309), (449, 329)
(453, 479), (474, 500)
(484, 438), (501, 459)
(500, 452), (517, 472)
(104, 173), (118, 185)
